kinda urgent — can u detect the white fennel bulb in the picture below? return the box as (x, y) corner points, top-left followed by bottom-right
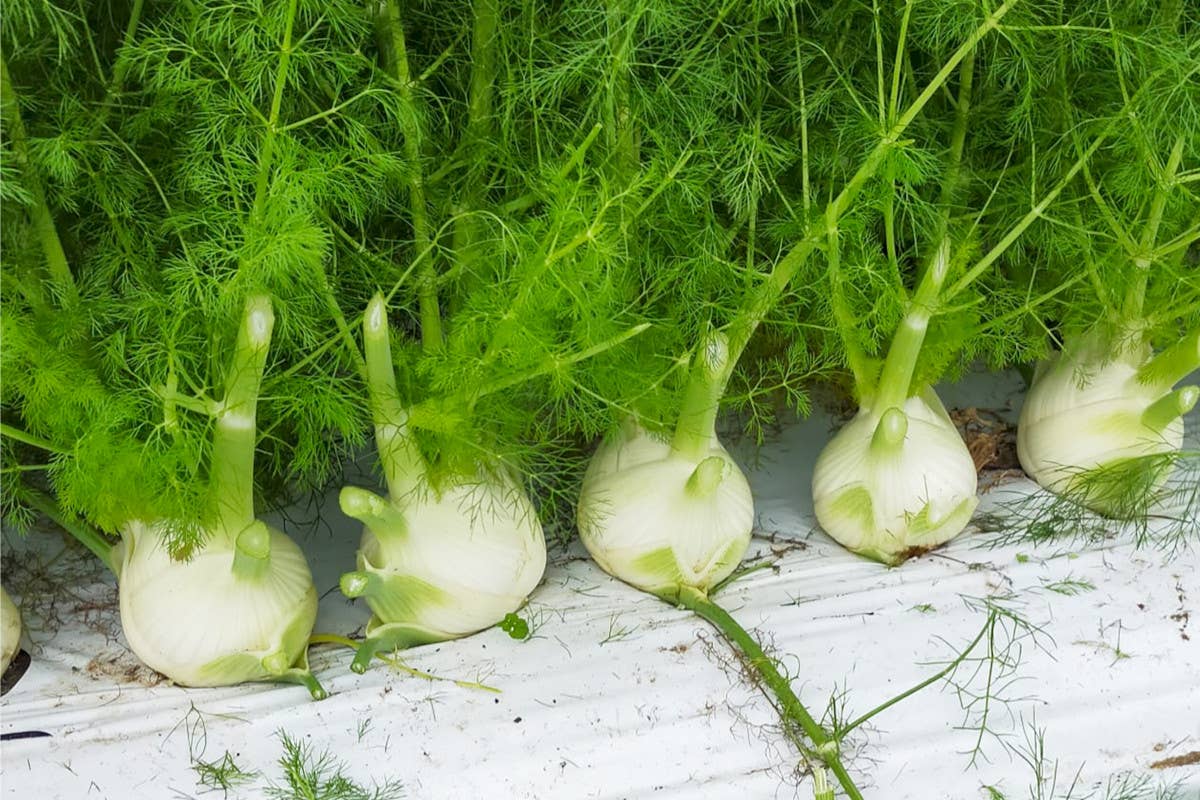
(115, 519), (319, 691)
(577, 331), (753, 600)
(339, 293), (547, 672)
(1018, 332), (1199, 517)
(2, 587), (21, 675)
(108, 296), (324, 697)
(339, 476), (546, 669)
(812, 388), (978, 565)
(577, 422), (753, 598)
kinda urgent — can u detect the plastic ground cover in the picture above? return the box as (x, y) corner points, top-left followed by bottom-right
(1, 371), (1198, 800)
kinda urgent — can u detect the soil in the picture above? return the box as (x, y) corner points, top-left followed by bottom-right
(950, 406), (1021, 474)
(1149, 750), (1200, 769)
(84, 651), (167, 688)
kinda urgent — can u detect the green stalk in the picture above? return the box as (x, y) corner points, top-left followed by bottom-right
(451, 0), (499, 299)
(0, 54), (77, 307)
(362, 294), (426, 501)
(873, 51), (974, 411)
(673, 586), (864, 800)
(465, 0), (498, 147)
(23, 490), (115, 573)
(790, 5), (812, 214)
(378, 0), (441, 352)
(339, 486), (408, 539)
(836, 610), (992, 736)
(1138, 328), (1200, 390)
(881, 0), (915, 303)
(813, 770), (835, 800)
(207, 295), (274, 538)
(606, 0), (640, 183)
(888, 0), (914, 122)
(824, 211), (874, 397)
(872, 0), (887, 127)
(1122, 134), (1185, 323)
(318, 268), (369, 384)
(872, 241), (945, 411)
(88, 0), (145, 134)
(670, 329), (732, 461)
(720, 0), (1016, 397)
(1142, 387), (1199, 433)
(0, 423), (67, 455)
(250, 0), (299, 222)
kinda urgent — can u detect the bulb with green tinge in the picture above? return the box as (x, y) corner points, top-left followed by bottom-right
(339, 474), (547, 672)
(812, 388), (978, 565)
(1018, 332), (1199, 517)
(116, 519), (321, 695)
(577, 422), (753, 600)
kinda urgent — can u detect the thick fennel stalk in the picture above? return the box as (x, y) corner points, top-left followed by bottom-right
(205, 0), (293, 545)
(669, 330), (732, 461)
(251, 0), (299, 223)
(464, 0), (499, 164)
(0, 54), (77, 308)
(1142, 386), (1200, 433)
(207, 296), (275, 543)
(1139, 329), (1200, 391)
(362, 294), (427, 501)
(1122, 135), (1186, 323)
(378, 0), (441, 351)
(450, 0), (499, 298)
(870, 51), (975, 411)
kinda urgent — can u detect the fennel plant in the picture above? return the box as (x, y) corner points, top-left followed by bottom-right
(0, 0), (407, 693)
(524, 2), (1054, 796)
(1013, 0), (1200, 523)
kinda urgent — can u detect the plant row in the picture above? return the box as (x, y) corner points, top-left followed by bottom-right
(1, 2), (1197, 797)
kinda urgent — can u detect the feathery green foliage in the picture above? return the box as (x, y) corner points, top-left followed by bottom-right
(0, 0), (648, 549)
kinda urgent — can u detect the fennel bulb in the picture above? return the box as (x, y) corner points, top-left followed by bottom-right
(1018, 333), (1199, 517)
(576, 331), (753, 599)
(577, 422), (753, 597)
(340, 476), (546, 663)
(2, 587), (20, 675)
(112, 296), (324, 697)
(339, 294), (548, 672)
(115, 519), (318, 690)
(812, 388), (978, 565)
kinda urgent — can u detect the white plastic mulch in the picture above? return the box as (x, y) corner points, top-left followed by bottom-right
(1, 372), (1197, 800)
